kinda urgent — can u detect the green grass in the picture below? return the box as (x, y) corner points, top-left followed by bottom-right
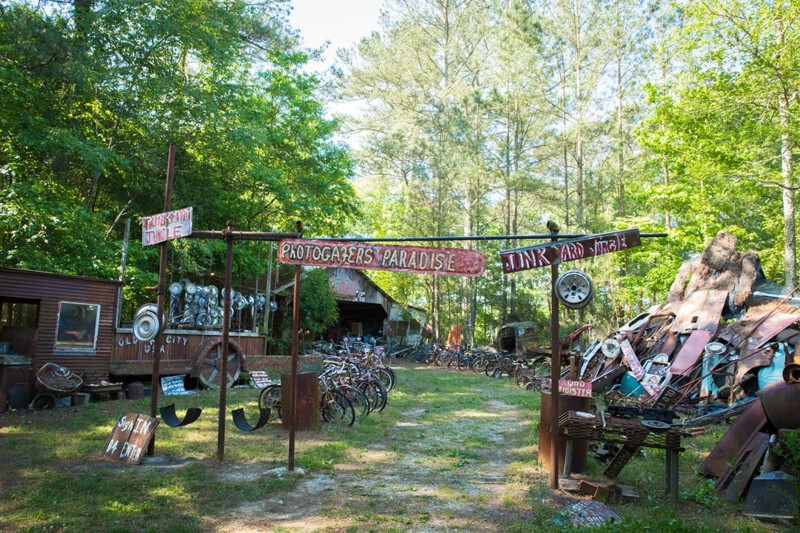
(0, 362), (785, 531)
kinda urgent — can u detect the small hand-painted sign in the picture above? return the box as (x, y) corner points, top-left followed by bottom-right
(620, 339), (645, 380)
(499, 229), (641, 274)
(101, 412), (159, 464)
(543, 378), (593, 398)
(278, 239), (486, 277)
(142, 206), (193, 246)
(245, 355), (323, 373)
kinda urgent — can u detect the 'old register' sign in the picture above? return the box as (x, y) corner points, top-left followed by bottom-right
(142, 207), (192, 246)
(499, 229), (641, 274)
(278, 239), (486, 277)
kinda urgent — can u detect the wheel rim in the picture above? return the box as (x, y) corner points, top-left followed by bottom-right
(199, 342), (241, 389)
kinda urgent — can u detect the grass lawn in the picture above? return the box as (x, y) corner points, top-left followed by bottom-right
(0, 361), (787, 532)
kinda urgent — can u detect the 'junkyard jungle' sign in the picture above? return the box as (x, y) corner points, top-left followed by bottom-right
(278, 239), (486, 277)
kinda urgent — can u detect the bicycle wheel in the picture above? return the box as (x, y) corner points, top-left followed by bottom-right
(376, 367), (395, 392)
(339, 384), (370, 419)
(321, 390), (355, 427)
(359, 380), (388, 412)
(471, 355), (488, 373)
(258, 384), (282, 420)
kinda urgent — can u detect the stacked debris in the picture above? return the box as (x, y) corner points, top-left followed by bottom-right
(570, 230), (800, 517)
(575, 231), (799, 419)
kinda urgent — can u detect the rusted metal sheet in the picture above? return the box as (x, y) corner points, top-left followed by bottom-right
(701, 399), (767, 477)
(671, 329), (712, 376)
(757, 380), (800, 429)
(0, 268), (120, 382)
(719, 432), (769, 502)
(671, 289), (728, 334)
(499, 229), (640, 274)
(278, 239), (486, 277)
(111, 331), (264, 376)
(741, 313), (800, 358)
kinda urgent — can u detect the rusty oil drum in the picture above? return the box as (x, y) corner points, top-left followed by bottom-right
(538, 389), (590, 474)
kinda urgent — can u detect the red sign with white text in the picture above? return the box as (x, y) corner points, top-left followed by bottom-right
(278, 239), (486, 277)
(544, 378), (593, 398)
(499, 229), (640, 274)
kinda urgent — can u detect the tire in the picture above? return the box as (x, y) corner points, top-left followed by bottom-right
(359, 380), (388, 412)
(339, 385), (371, 419)
(258, 384), (282, 420)
(321, 390), (355, 427)
(471, 356), (488, 373)
(484, 360), (498, 377)
(376, 367), (395, 392)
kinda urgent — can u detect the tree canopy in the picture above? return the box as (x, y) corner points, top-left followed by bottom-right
(3, 0), (800, 344)
(0, 0), (358, 298)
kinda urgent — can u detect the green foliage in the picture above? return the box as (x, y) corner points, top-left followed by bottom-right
(0, 1), (357, 294)
(299, 268), (339, 336)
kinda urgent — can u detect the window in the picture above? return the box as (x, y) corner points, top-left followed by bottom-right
(1, 300), (38, 328)
(55, 302), (100, 351)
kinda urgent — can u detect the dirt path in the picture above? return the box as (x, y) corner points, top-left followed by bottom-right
(216, 366), (540, 532)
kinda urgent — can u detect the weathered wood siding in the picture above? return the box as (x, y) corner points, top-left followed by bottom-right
(0, 268), (120, 383)
(111, 330), (265, 376)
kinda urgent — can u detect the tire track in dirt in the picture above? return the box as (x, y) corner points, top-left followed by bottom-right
(219, 370), (537, 532)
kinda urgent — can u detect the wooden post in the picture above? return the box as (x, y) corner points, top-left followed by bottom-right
(217, 220), (235, 463)
(148, 142), (176, 456)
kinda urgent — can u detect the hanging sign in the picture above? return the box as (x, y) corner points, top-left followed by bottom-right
(142, 207), (193, 246)
(499, 229), (641, 274)
(278, 239), (486, 277)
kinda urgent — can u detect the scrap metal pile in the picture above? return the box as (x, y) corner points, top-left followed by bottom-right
(566, 231), (800, 518)
(575, 231), (799, 420)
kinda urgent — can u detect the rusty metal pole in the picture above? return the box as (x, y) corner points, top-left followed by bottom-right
(288, 221), (302, 471)
(549, 227), (561, 491)
(217, 220), (235, 463)
(148, 141), (176, 456)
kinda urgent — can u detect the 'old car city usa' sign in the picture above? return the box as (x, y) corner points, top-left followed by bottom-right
(499, 229), (641, 274)
(278, 239), (486, 277)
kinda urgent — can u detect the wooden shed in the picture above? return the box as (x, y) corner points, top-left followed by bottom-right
(0, 268), (120, 385)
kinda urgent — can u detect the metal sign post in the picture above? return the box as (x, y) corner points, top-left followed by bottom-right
(289, 222), (302, 471)
(499, 227), (643, 491)
(549, 229), (560, 490)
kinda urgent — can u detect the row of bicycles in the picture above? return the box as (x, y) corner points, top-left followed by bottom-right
(257, 348), (396, 427)
(405, 340), (549, 390)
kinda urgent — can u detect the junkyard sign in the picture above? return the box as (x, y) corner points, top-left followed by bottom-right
(142, 207), (193, 246)
(499, 229), (641, 274)
(278, 239), (486, 277)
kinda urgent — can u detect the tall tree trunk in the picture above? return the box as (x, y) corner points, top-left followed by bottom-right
(615, 8), (625, 218)
(780, 88), (796, 289)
